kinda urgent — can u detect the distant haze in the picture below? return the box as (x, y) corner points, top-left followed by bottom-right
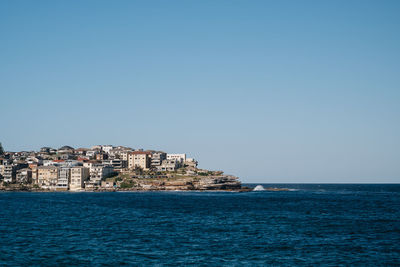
(1, 1), (399, 183)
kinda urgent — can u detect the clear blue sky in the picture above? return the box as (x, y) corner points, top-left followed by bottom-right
(1, 0), (399, 183)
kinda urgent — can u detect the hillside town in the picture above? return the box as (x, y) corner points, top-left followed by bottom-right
(0, 142), (242, 191)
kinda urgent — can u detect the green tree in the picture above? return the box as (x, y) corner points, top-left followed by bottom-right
(0, 142), (4, 155)
(134, 166), (144, 175)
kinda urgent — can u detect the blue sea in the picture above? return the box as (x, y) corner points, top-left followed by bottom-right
(0, 184), (399, 266)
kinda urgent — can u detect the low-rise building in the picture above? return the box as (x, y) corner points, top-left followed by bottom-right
(101, 180), (115, 188)
(102, 159), (123, 169)
(16, 168), (32, 184)
(40, 147), (52, 154)
(185, 158), (198, 168)
(2, 164), (16, 183)
(167, 153), (186, 163)
(75, 148), (88, 155)
(26, 156), (42, 165)
(58, 153), (74, 160)
(157, 159), (179, 172)
(57, 167), (70, 189)
(37, 166), (59, 189)
(57, 145), (74, 154)
(88, 165), (114, 187)
(151, 152), (166, 168)
(2, 163), (27, 183)
(128, 151), (151, 170)
(70, 166), (89, 191)
(86, 150), (99, 159)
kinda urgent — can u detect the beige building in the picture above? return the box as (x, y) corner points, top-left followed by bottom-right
(120, 151), (129, 162)
(37, 166), (59, 189)
(31, 167), (38, 184)
(70, 166), (89, 191)
(128, 151), (151, 170)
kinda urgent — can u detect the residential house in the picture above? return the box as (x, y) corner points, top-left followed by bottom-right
(26, 156), (43, 165)
(40, 147), (52, 154)
(75, 148), (88, 156)
(57, 145), (74, 154)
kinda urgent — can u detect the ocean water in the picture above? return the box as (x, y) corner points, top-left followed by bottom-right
(0, 184), (399, 266)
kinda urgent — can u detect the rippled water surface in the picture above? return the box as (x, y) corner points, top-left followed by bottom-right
(0, 184), (399, 266)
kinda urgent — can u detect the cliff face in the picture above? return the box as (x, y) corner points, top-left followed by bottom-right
(120, 175), (242, 191)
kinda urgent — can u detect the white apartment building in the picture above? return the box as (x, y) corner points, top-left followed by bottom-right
(166, 153), (186, 163)
(88, 165), (114, 186)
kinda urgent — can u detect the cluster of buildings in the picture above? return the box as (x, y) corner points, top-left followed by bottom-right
(0, 144), (197, 191)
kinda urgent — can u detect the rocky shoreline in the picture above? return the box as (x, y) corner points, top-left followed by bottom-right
(0, 175), (253, 192)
